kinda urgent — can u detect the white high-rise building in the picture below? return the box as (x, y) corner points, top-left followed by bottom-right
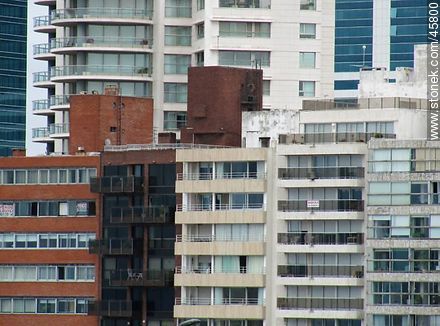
(31, 0), (334, 154)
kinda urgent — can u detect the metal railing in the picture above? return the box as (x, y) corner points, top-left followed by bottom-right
(177, 203), (264, 211)
(50, 36), (153, 49)
(279, 132), (396, 145)
(87, 300), (132, 317)
(278, 200), (364, 212)
(278, 167), (364, 180)
(278, 265), (364, 278)
(368, 260), (440, 273)
(48, 123), (69, 135)
(110, 206), (174, 224)
(88, 239), (140, 255)
(90, 176), (144, 193)
(33, 71), (50, 83)
(175, 266), (265, 274)
(177, 172), (266, 181)
(277, 297), (363, 310)
(302, 97), (428, 111)
(176, 234), (264, 242)
(107, 269), (173, 287)
(49, 95), (71, 107)
(277, 232), (363, 245)
(32, 99), (49, 112)
(50, 65), (152, 78)
(33, 43), (50, 55)
(175, 297), (262, 305)
(103, 143), (232, 152)
(33, 15), (50, 27)
(32, 127), (50, 138)
(219, 31), (270, 38)
(51, 7), (153, 21)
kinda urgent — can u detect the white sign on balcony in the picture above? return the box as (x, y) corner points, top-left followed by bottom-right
(306, 200), (319, 208)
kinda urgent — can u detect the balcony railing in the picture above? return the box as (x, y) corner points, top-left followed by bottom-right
(90, 176), (144, 193)
(277, 297), (363, 310)
(278, 167), (364, 180)
(278, 200), (364, 212)
(51, 8), (153, 21)
(49, 95), (70, 107)
(33, 71), (50, 83)
(107, 269), (174, 287)
(50, 65), (152, 78)
(368, 260), (440, 273)
(33, 15), (50, 28)
(48, 123), (69, 135)
(175, 266), (265, 274)
(87, 300), (132, 317)
(278, 265), (364, 278)
(177, 203), (264, 211)
(110, 206), (174, 224)
(32, 99), (49, 112)
(279, 132), (396, 145)
(32, 127), (50, 139)
(277, 232), (363, 245)
(176, 234), (264, 242)
(175, 297), (262, 305)
(148, 238), (175, 251)
(177, 172), (266, 181)
(33, 43), (50, 55)
(50, 36), (153, 50)
(88, 239), (142, 255)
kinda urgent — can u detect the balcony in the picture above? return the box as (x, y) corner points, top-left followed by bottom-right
(32, 127), (51, 141)
(110, 206), (174, 224)
(278, 232), (364, 245)
(88, 239), (142, 255)
(32, 99), (52, 115)
(33, 15), (54, 33)
(177, 172), (266, 181)
(278, 200), (364, 212)
(177, 203), (264, 212)
(278, 265), (364, 278)
(88, 300), (132, 317)
(49, 123), (69, 137)
(107, 269), (174, 287)
(33, 71), (54, 88)
(279, 132), (396, 145)
(49, 95), (71, 110)
(90, 176), (144, 193)
(33, 43), (52, 59)
(50, 7), (153, 23)
(50, 36), (153, 52)
(177, 234), (264, 243)
(277, 297), (363, 310)
(176, 297), (262, 306)
(278, 167), (364, 180)
(50, 65), (152, 81)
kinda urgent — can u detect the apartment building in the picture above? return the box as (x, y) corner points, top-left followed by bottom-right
(0, 0), (27, 156)
(365, 139), (440, 326)
(31, 0), (334, 154)
(0, 152), (100, 326)
(334, 0), (428, 98)
(174, 147), (272, 326)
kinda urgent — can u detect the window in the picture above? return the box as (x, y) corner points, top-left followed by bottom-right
(0, 233), (95, 249)
(300, 23), (316, 39)
(0, 168), (97, 185)
(219, 51), (270, 67)
(197, 23), (204, 39)
(165, 0), (191, 18)
(299, 52), (316, 68)
(219, 22), (270, 38)
(164, 111), (187, 130)
(195, 51), (204, 66)
(299, 81), (315, 97)
(164, 83), (187, 103)
(165, 26), (192, 46)
(300, 0), (316, 10)
(197, 0), (205, 10)
(263, 80), (270, 96)
(164, 54), (191, 74)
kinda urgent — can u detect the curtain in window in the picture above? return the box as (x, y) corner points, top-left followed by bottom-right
(248, 256), (264, 273)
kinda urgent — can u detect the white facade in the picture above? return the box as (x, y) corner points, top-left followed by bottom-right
(31, 0), (335, 154)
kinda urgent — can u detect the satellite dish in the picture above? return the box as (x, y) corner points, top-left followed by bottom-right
(105, 138), (111, 145)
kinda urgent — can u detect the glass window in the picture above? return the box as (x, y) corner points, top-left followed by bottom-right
(164, 83), (187, 103)
(299, 52), (316, 68)
(219, 51), (270, 67)
(165, 26), (192, 46)
(197, 23), (204, 39)
(164, 54), (191, 74)
(300, 0), (316, 10)
(299, 81), (315, 97)
(165, 0), (191, 18)
(263, 80), (270, 96)
(300, 23), (316, 39)
(164, 111), (187, 130)
(197, 0), (205, 10)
